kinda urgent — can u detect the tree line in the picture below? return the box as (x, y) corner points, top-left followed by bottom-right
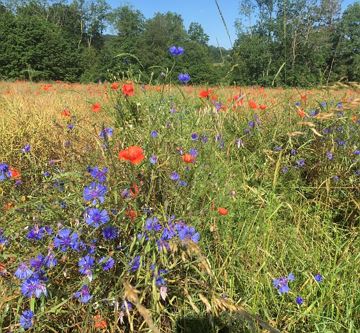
(0, 0), (358, 86)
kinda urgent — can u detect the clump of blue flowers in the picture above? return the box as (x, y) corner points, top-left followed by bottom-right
(273, 273), (294, 294)
(169, 46), (184, 56)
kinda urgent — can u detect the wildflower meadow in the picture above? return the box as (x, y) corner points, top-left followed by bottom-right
(0, 46), (360, 332)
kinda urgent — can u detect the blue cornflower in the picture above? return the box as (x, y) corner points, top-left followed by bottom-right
(201, 135), (208, 143)
(150, 130), (158, 138)
(15, 263), (33, 280)
(43, 171), (51, 177)
(29, 254), (45, 271)
(129, 256), (141, 272)
(21, 276), (47, 298)
(176, 222), (200, 243)
(314, 274), (323, 283)
(88, 166), (108, 183)
(169, 46), (184, 56)
(353, 150), (360, 155)
(53, 180), (65, 192)
(214, 101), (222, 111)
(44, 252), (57, 268)
(248, 120), (255, 129)
(170, 171), (180, 181)
(53, 228), (80, 252)
(273, 273), (294, 294)
(78, 255), (95, 277)
(99, 257), (115, 271)
(153, 268), (168, 287)
(178, 73), (190, 84)
(336, 139), (346, 147)
(59, 201), (67, 209)
(296, 159), (305, 167)
(0, 228), (8, 245)
(0, 163), (9, 181)
(189, 148), (198, 157)
(121, 188), (130, 199)
(137, 232), (149, 241)
(161, 225), (176, 241)
(149, 155), (158, 164)
(178, 180), (188, 187)
(121, 300), (133, 311)
(308, 109), (319, 117)
(87, 241), (97, 255)
(323, 127), (331, 135)
(102, 225), (118, 240)
(145, 217), (162, 232)
(332, 175), (340, 182)
(22, 144), (31, 153)
(320, 101), (327, 108)
(155, 275), (166, 287)
(74, 285), (92, 303)
(27, 225), (52, 241)
(295, 296), (304, 305)
(191, 133), (199, 140)
(156, 239), (170, 251)
(274, 145), (282, 151)
(326, 151), (334, 160)
(19, 310), (34, 330)
(83, 182), (107, 204)
(295, 101), (301, 106)
(99, 127), (113, 139)
(85, 208), (109, 227)
(281, 166), (289, 174)
(290, 149), (297, 156)
(67, 123), (74, 130)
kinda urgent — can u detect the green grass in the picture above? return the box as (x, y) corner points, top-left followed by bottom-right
(0, 82), (359, 332)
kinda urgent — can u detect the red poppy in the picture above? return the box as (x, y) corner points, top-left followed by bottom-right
(42, 84), (52, 91)
(93, 314), (107, 329)
(92, 103), (101, 113)
(248, 100), (258, 109)
(3, 202), (14, 211)
(217, 207), (228, 216)
(233, 95), (244, 105)
(118, 146), (145, 165)
(259, 104), (267, 110)
(61, 109), (71, 117)
(300, 94), (307, 101)
(182, 154), (195, 163)
(126, 209), (137, 221)
(9, 167), (21, 179)
(199, 89), (212, 98)
(122, 83), (134, 96)
(111, 82), (120, 90)
(297, 108), (306, 118)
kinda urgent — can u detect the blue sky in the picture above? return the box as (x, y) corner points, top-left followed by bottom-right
(107, 0), (358, 49)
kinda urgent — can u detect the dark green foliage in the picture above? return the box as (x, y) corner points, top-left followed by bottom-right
(0, 3), (82, 81)
(231, 0), (359, 86)
(333, 3), (360, 82)
(0, 0), (358, 85)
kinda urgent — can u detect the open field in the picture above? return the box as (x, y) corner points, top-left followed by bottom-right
(0, 81), (360, 332)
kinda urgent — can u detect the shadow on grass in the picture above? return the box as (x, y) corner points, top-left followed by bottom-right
(175, 315), (254, 333)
